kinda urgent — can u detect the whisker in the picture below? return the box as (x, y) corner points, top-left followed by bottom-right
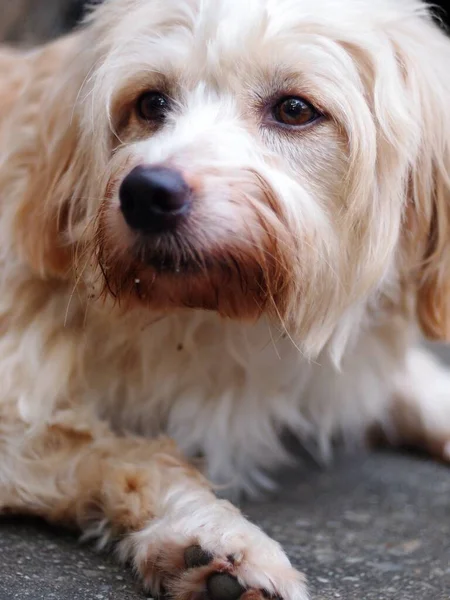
(98, 259), (117, 299)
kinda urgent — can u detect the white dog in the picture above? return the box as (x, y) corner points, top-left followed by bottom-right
(0, 1), (449, 598)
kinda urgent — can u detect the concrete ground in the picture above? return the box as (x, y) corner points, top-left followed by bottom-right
(1, 451), (449, 600)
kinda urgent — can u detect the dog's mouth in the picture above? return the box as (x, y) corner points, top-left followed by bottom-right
(96, 222), (277, 320)
(131, 232), (213, 275)
(95, 167), (290, 320)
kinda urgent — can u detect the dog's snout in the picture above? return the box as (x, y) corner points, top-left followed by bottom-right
(119, 166), (191, 233)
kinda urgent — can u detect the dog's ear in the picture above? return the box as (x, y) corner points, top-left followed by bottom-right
(414, 180), (450, 341)
(395, 16), (450, 341)
(11, 40), (88, 281)
(412, 42), (450, 341)
(14, 121), (81, 280)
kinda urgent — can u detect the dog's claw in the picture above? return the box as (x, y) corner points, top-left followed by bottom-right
(207, 573), (246, 600)
(184, 545), (214, 569)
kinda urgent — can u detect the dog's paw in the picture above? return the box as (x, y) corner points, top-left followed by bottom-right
(119, 496), (308, 600)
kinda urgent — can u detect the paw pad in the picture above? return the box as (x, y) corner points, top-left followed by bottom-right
(207, 573), (246, 600)
(184, 545), (214, 569)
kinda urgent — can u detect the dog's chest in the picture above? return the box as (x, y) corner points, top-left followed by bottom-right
(85, 312), (311, 484)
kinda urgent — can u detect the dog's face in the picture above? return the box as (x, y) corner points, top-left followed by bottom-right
(85, 0), (353, 346)
(16, 0), (450, 356)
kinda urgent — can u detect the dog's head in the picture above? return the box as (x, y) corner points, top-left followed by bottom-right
(15, 0), (450, 356)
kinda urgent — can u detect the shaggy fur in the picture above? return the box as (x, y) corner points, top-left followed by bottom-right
(1, 1), (450, 598)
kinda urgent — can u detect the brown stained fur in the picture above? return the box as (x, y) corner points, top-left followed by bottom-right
(95, 187), (291, 323)
(96, 241), (272, 321)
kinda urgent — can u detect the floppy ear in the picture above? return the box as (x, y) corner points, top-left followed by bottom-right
(415, 174), (450, 341)
(9, 38), (88, 280)
(14, 120), (82, 280)
(413, 40), (450, 340)
(395, 14), (450, 340)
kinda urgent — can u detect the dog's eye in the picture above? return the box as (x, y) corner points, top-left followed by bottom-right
(272, 97), (320, 127)
(137, 92), (170, 122)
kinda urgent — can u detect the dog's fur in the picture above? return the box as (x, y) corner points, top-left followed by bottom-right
(1, 1), (450, 598)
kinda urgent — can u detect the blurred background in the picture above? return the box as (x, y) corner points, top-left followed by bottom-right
(0, 0), (97, 44)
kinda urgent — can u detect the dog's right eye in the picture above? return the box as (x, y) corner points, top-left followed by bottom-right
(271, 97), (321, 128)
(137, 92), (170, 122)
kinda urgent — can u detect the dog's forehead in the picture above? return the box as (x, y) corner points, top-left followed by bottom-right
(93, 0), (414, 77)
(103, 0), (279, 52)
(87, 0), (425, 111)
(101, 0), (406, 40)
(98, 0), (390, 49)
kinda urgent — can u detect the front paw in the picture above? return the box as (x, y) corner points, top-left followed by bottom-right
(119, 498), (308, 600)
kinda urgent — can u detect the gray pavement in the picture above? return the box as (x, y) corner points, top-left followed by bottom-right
(1, 451), (449, 600)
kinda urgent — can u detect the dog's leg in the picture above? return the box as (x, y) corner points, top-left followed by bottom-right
(389, 346), (450, 461)
(0, 407), (307, 600)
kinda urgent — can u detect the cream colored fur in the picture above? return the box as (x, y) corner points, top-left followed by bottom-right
(0, 1), (450, 598)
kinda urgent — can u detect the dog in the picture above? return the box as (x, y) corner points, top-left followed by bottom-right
(0, 1), (449, 598)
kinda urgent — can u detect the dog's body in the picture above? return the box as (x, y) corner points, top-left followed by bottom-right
(1, 1), (450, 598)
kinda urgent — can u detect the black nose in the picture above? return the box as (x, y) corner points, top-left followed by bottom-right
(119, 166), (191, 233)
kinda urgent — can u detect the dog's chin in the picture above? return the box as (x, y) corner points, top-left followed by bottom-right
(133, 238), (211, 275)
(97, 236), (273, 321)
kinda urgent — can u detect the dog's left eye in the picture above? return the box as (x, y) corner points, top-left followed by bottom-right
(137, 92), (170, 122)
(272, 97), (320, 127)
